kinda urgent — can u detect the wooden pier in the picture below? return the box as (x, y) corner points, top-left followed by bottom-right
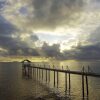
(22, 61), (100, 100)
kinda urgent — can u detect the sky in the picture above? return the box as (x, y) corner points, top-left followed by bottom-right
(0, 0), (100, 60)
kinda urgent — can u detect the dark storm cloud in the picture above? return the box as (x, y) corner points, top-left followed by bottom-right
(0, 15), (40, 56)
(0, 0), (85, 32)
(0, 15), (19, 50)
(31, 0), (84, 29)
(41, 42), (61, 58)
(0, 35), (28, 50)
(0, 34), (40, 56)
(88, 26), (100, 44)
(62, 43), (100, 60)
(31, 41), (100, 60)
(7, 48), (39, 56)
(30, 34), (39, 42)
(0, 0), (6, 9)
(0, 33), (40, 56)
(60, 26), (100, 60)
(0, 15), (17, 36)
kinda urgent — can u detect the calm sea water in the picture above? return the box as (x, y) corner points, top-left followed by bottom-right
(0, 60), (100, 100)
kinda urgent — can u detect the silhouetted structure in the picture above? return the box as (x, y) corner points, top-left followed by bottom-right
(22, 59), (32, 78)
(21, 62), (100, 99)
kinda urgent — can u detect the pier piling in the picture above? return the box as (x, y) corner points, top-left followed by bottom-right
(54, 69), (56, 87)
(82, 67), (85, 98)
(48, 65), (50, 83)
(57, 71), (59, 88)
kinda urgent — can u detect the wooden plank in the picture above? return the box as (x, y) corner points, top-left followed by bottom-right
(31, 66), (100, 77)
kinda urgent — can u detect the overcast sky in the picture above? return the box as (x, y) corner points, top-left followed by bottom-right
(0, 0), (100, 60)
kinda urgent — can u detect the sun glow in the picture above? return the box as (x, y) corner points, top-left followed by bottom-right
(35, 27), (81, 51)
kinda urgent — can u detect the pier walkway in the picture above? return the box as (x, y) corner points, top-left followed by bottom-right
(22, 60), (100, 100)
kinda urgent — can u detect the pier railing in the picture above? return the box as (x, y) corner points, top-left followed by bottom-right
(22, 63), (100, 99)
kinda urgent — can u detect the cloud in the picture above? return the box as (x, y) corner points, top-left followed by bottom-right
(34, 41), (100, 60)
(30, 34), (39, 42)
(88, 26), (100, 44)
(0, 34), (40, 56)
(7, 47), (39, 56)
(0, 0), (100, 61)
(31, 0), (84, 29)
(0, 15), (19, 47)
(61, 26), (100, 60)
(0, 15), (40, 56)
(0, 15), (17, 36)
(2, 0), (85, 31)
(41, 42), (61, 58)
(2, 0), (100, 34)
(62, 42), (100, 60)
(0, 1), (5, 9)
(2, 0), (100, 32)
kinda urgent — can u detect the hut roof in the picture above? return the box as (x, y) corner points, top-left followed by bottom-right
(21, 59), (31, 63)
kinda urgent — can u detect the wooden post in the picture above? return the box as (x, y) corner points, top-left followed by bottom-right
(39, 65), (41, 80)
(28, 66), (29, 77)
(53, 65), (56, 87)
(86, 74), (89, 97)
(32, 68), (34, 78)
(37, 68), (38, 80)
(65, 73), (67, 92)
(57, 71), (59, 88)
(42, 66), (43, 81)
(65, 66), (68, 93)
(38, 65), (39, 80)
(46, 68), (47, 83)
(82, 67), (85, 99)
(48, 65), (50, 83)
(34, 68), (35, 78)
(29, 66), (32, 78)
(54, 70), (56, 87)
(44, 64), (46, 82)
(34, 68), (35, 79)
(69, 72), (71, 95)
(24, 66), (26, 76)
(39, 68), (40, 80)
(35, 68), (36, 79)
